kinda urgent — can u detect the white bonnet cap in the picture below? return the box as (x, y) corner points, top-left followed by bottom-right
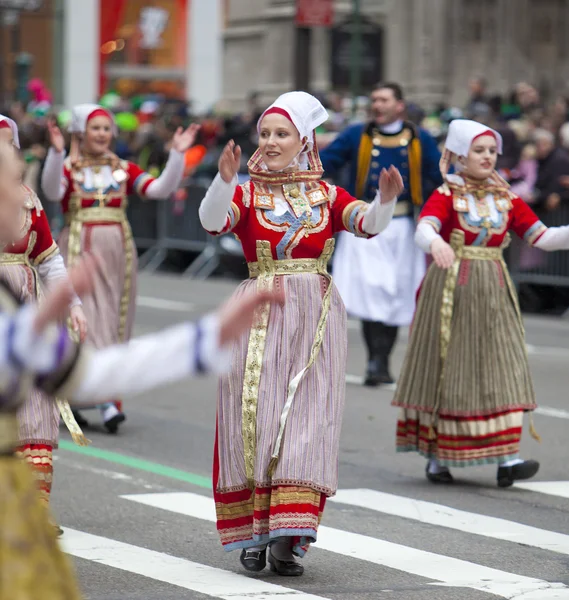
(69, 104), (117, 136)
(445, 119), (503, 156)
(0, 115), (20, 149)
(258, 91), (328, 150)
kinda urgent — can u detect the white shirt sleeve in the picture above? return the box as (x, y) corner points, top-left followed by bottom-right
(70, 315), (232, 404)
(361, 192), (397, 234)
(41, 148), (67, 202)
(415, 220), (441, 254)
(198, 173), (238, 232)
(144, 150), (185, 199)
(37, 253), (81, 307)
(533, 226), (569, 251)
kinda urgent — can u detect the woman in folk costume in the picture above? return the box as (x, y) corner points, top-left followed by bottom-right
(393, 119), (569, 487)
(0, 162), (281, 599)
(0, 115), (88, 534)
(199, 91), (403, 576)
(41, 104), (199, 433)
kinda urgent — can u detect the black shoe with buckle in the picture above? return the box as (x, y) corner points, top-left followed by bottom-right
(497, 460), (539, 488)
(240, 548), (267, 572)
(425, 463), (454, 484)
(268, 549), (304, 576)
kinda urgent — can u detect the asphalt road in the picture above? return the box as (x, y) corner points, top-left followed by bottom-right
(52, 272), (569, 600)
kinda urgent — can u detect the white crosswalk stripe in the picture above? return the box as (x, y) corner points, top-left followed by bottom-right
(118, 490), (569, 599)
(62, 528), (330, 600)
(56, 483), (569, 600)
(330, 488), (569, 556)
(514, 481), (569, 499)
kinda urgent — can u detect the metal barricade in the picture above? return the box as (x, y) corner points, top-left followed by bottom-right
(127, 196), (160, 268)
(140, 184), (243, 278)
(507, 203), (569, 288)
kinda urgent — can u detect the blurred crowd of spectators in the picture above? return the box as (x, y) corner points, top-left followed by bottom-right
(5, 76), (569, 312)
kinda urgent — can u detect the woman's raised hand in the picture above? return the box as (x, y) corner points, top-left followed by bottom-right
(218, 140), (241, 183)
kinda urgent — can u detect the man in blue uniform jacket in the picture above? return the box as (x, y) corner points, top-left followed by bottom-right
(320, 82), (442, 386)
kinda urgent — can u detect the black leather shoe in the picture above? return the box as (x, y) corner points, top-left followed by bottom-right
(104, 412), (126, 434)
(364, 357), (394, 386)
(425, 463), (454, 484)
(240, 548), (266, 572)
(497, 460), (539, 488)
(268, 550), (304, 576)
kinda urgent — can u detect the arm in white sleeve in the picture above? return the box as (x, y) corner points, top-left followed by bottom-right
(144, 149), (185, 199)
(37, 253), (81, 307)
(198, 173), (238, 232)
(69, 315), (231, 404)
(533, 226), (569, 251)
(361, 192), (397, 234)
(41, 148), (67, 202)
(415, 220), (441, 254)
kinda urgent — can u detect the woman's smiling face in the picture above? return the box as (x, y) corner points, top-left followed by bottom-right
(258, 114), (305, 171)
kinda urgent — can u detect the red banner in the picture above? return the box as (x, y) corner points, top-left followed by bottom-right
(295, 0), (334, 27)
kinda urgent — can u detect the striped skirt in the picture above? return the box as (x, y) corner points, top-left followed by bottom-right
(0, 264), (60, 449)
(392, 255), (536, 467)
(214, 272), (347, 552)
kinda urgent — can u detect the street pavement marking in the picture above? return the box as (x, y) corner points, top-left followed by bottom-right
(61, 528), (330, 600)
(121, 492), (569, 599)
(535, 406), (569, 420)
(514, 481), (569, 499)
(330, 488), (569, 556)
(136, 296), (195, 312)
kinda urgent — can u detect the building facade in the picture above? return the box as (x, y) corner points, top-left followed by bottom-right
(62, 0), (221, 111)
(222, 0), (569, 111)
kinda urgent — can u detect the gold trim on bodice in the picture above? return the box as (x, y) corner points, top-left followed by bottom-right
(0, 233), (38, 294)
(241, 239), (335, 488)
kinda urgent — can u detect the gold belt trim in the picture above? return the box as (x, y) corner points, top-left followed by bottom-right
(0, 253), (28, 265)
(429, 229), (540, 442)
(241, 239), (335, 488)
(64, 206), (126, 226)
(460, 245), (504, 260)
(0, 413), (18, 453)
(248, 257), (323, 279)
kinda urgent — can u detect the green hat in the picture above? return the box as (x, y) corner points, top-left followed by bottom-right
(57, 109), (72, 128)
(115, 112), (139, 132)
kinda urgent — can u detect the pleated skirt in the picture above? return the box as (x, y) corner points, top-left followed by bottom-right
(392, 257), (536, 467)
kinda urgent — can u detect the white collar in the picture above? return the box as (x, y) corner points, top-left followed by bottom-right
(379, 120), (404, 134)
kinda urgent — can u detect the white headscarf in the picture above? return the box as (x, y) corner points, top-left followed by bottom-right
(69, 104), (117, 136)
(255, 91), (328, 171)
(0, 115), (20, 149)
(445, 119), (503, 157)
(440, 119), (503, 178)
(258, 91), (328, 150)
